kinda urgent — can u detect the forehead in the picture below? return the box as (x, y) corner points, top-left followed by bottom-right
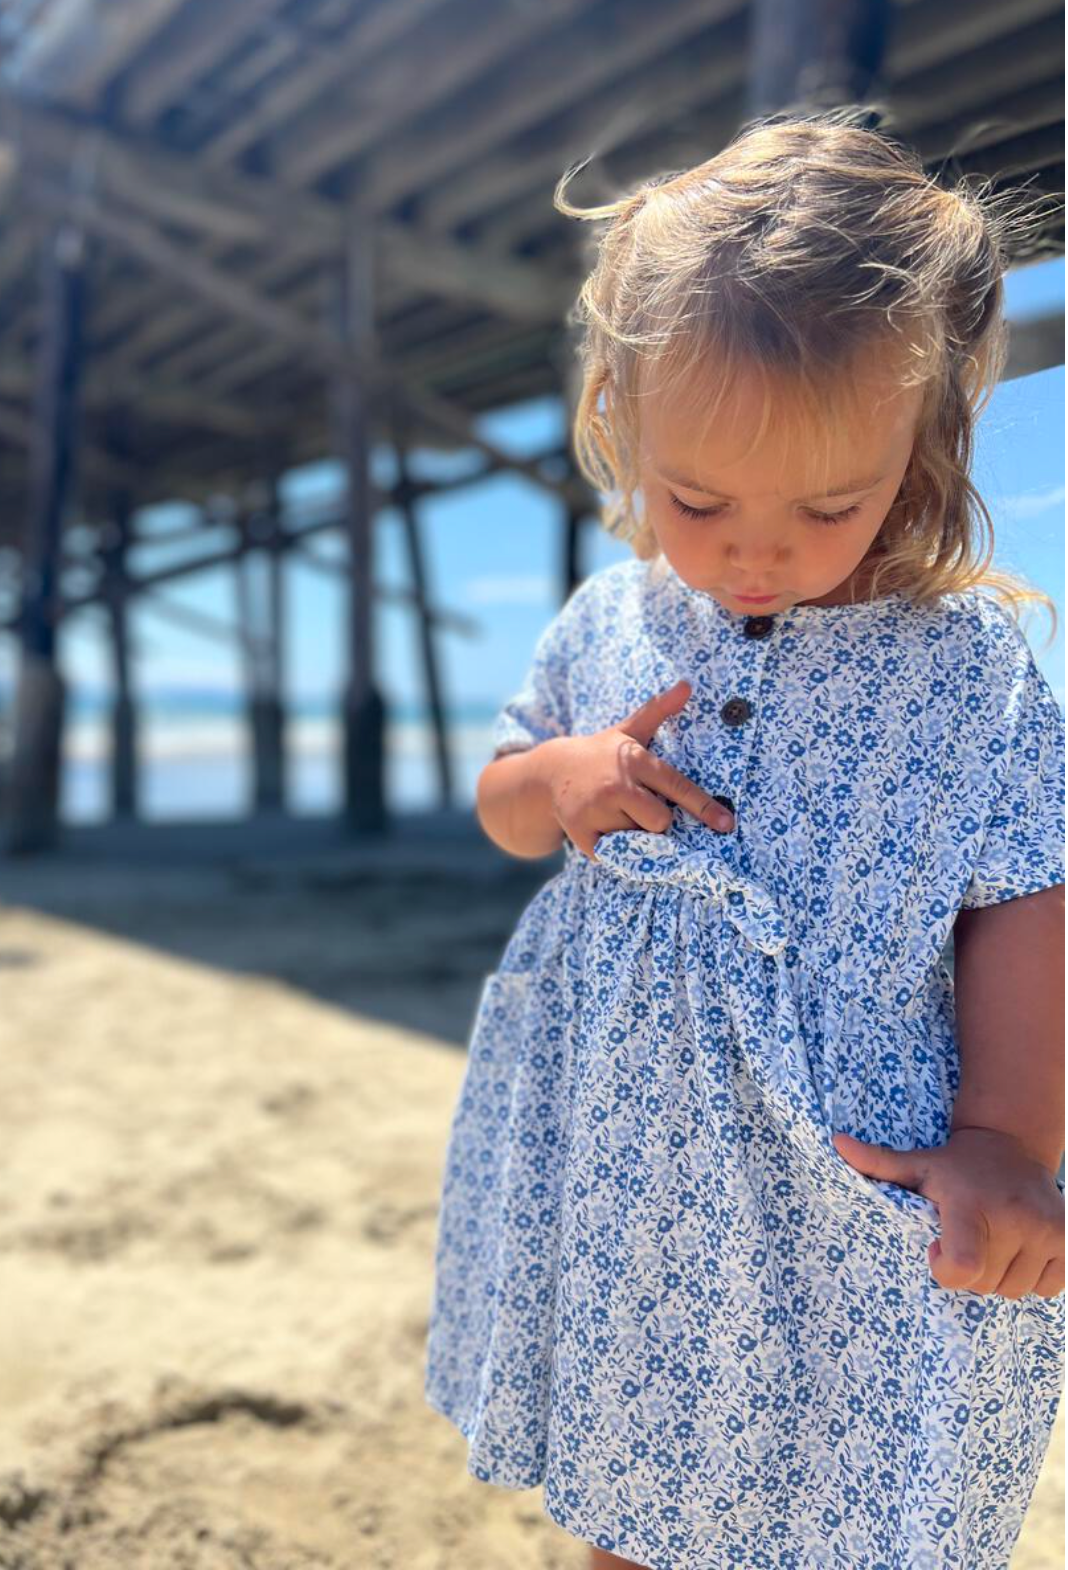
(637, 355), (923, 487)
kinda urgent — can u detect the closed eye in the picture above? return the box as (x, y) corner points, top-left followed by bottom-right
(668, 494), (862, 526)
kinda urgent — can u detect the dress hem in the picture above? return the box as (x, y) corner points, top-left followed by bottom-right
(423, 1383), (545, 1492)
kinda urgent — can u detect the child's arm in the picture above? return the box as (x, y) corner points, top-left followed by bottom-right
(833, 881), (1064, 1296)
(834, 608), (1065, 1294)
(477, 740), (567, 860)
(950, 883), (1065, 1174)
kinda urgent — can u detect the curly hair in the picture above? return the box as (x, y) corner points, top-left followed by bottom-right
(554, 104), (1061, 646)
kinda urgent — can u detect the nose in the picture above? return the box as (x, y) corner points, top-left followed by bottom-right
(726, 542), (784, 571)
(725, 520), (788, 560)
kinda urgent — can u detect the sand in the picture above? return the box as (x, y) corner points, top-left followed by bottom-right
(0, 826), (1062, 1568)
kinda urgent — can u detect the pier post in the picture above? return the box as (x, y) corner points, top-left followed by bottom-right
(747, 0), (889, 117)
(102, 487), (137, 819)
(392, 401), (452, 809)
(2, 223), (85, 854)
(330, 210), (385, 832)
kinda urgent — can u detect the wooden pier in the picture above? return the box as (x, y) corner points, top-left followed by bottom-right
(0, 0), (1061, 855)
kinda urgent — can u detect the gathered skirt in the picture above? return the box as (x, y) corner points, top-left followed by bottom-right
(424, 829), (1064, 1569)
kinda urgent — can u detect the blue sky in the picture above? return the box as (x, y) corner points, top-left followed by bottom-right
(42, 255), (1067, 716)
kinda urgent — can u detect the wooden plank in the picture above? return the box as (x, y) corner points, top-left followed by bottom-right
(10, 100), (570, 330)
(886, 0), (1059, 79)
(946, 121), (1065, 181)
(157, 295), (589, 509)
(367, 0), (1056, 248)
(0, 354), (265, 437)
(174, 314), (322, 397)
(140, 584), (261, 650)
(890, 13), (1064, 127)
(0, 0), (1058, 534)
(23, 168), (343, 366)
(439, 77), (747, 256)
(121, 0), (286, 127)
(6, 0), (186, 108)
(318, 0), (740, 208)
(0, 137), (16, 205)
(470, 0), (1061, 263)
(382, 222), (573, 322)
(0, 370), (143, 488)
(95, 244), (321, 378)
(915, 78), (1064, 163)
(18, 523), (481, 638)
(101, 243), (567, 404)
(105, 247), (321, 381)
(201, 0), (452, 169)
(6, 100), (340, 249)
(277, 0), (591, 188)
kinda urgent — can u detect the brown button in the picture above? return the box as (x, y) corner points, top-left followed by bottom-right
(720, 697), (752, 726)
(743, 616), (775, 639)
(711, 793), (735, 814)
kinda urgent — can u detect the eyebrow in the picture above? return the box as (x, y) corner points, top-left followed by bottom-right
(659, 466), (885, 501)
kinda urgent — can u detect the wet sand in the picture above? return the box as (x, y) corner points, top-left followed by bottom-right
(0, 820), (1062, 1567)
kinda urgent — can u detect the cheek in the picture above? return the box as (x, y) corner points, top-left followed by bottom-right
(649, 495), (691, 547)
(852, 512), (892, 556)
(653, 492), (716, 539)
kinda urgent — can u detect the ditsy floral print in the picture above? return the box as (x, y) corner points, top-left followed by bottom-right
(424, 552), (1066, 1569)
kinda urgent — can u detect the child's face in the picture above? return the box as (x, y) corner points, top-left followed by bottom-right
(636, 355), (925, 610)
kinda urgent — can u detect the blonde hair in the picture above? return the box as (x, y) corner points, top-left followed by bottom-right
(554, 105), (1061, 648)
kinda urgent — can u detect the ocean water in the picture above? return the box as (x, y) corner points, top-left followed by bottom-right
(57, 715), (494, 823)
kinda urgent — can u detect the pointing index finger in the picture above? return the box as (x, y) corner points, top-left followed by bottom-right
(641, 754), (734, 831)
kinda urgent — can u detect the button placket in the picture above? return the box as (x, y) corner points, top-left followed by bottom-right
(717, 612), (780, 827)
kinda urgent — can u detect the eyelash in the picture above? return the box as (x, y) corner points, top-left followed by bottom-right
(668, 494), (862, 526)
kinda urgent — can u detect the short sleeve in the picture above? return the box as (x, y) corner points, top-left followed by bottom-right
(489, 576), (595, 759)
(958, 626), (1066, 910)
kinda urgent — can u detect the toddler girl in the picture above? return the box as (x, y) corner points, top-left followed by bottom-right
(424, 106), (1065, 1570)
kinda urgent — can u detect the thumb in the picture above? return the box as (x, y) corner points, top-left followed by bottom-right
(619, 678), (692, 747)
(831, 1130), (929, 1193)
(928, 1205), (988, 1288)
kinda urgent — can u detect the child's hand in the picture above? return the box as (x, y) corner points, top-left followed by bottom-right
(832, 1127), (1065, 1298)
(543, 678), (735, 861)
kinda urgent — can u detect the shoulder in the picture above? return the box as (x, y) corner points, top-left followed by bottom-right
(910, 587), (1045, 678)
(546, 556), (647, 639)
(570, 553), (681, 621)
(930, 589), (1063, 735)
(955, 590), (1056, 691)
(574, 555), (647, 605)
(932, 586), (1035, 649)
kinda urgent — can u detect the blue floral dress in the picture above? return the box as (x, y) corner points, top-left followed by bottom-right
(423, 552), (1065, 1570)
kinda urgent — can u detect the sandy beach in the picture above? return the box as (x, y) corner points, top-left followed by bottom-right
(0, 818), (1062, 1568)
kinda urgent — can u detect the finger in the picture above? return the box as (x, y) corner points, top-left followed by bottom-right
(586, 809), (644, 861)
(992, 1247), (1045, 1300)
(638, 755), (735, 832)
(617, 679), (692, 747)
(929, 1237), (990, 1292)
(831, 1131), (930, 1191)
(931, 1237), (1019, 1295)
(621, 783), (678, 835)
(1033, 1256), (1066, 1298)
(929, 1206), (990, 1289)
